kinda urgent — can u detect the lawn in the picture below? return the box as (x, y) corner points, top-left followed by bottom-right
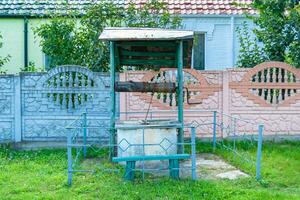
(0, 141), (299, 200)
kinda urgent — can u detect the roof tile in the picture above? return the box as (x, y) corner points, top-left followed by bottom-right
(0, 0), (255, 16)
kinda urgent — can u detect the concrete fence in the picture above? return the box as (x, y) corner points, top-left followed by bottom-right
(120, 62), (300, 138)
(1, 62), (300, 143)
(0, 66), (112, 143)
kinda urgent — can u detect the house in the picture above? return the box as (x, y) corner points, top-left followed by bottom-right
(0, 0), (256, 74)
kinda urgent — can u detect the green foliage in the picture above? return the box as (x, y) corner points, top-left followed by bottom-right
(0, 33), (10, 74)
(245, 0), (300, 67)
(286, 5), (300, 67)
(126, 1), (181, 29)
(20, 61), (45, 72)
(0, 142), (300, 199)
(237, 1), (300, 68)
(35, 18), (77, 68)
(236, 22), (266, 68)
(34, 1), (182, 72)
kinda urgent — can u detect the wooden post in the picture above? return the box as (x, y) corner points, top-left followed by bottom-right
(110, 41), (116, 160)
(177, 41), (184, 154)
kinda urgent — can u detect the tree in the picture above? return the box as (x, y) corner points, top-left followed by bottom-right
(0, 33), (10, 74)
(237, 0), (300, 68)
(35, 18), (77, 68)
(35, 1), (181, 72)
(286, 4), (300, 67)
(236, 22), (266, 68)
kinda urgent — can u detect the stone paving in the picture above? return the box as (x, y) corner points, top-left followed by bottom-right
(181, 153), (249, 180)
(81, 153), (249, 180)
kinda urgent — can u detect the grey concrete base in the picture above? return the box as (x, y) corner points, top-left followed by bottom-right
(225, 134), (300, 141)
(262, 134), (300, 142)
(12, 141), (67, 150)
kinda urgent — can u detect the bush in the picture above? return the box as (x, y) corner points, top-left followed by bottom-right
(0, 33), (10, 74)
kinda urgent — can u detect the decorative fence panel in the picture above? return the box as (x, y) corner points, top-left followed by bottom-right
(121, 62), (300, 137)
(229, 62), (300, 137)
(0, 66), (113, 142)
(119, 69), (223, 138)
(1, 62), (300, 143)
(0, 75), (15, 141)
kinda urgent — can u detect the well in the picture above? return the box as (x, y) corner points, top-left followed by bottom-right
(116, 120), (181, 167)
(99, 27), (194, 160)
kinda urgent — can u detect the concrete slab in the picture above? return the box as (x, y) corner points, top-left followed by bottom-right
(81, 153), (250, 181)
(180, 153), (249, 180)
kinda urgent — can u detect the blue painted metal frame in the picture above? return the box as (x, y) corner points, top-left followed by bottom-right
(82, 112), (87, 158)
(67, 129), (73, 186)
(112, 154), (190, 162)
(191, 127), (197, 180)
(66, 110), (264, 185)
(212, 111), (217, 151)
(110, 41), (116, 160)
(65, 111), (199, 185)
(177, 41), (184, 154)
(256, 124), (264, 180)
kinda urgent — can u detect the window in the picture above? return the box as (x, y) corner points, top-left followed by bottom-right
(193, 33), (205, 70)
(44, 54), (52, 71)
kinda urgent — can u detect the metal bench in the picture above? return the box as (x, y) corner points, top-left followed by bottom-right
(112, 154), (190, 181)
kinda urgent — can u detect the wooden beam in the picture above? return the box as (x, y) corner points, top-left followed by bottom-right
(115, 81), (176, 93)
(120, 49), (176, 57)
(120, 59), (175, 67)
(117, 41), (177, 47)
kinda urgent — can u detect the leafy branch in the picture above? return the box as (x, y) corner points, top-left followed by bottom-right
(0, 33), (10, 74)
(34, 1), (182, 72)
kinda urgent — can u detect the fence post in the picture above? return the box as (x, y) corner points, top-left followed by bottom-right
(233, 118), (237, 153)
(256, 124), (264, 181)
(177, 41), (184, 154)
(109, 41), (116, 160)
(14, 75), (22, 142)
(67, 130), (73, 186)
(83, 112), (87, 158)
(191, 127), (197, 180)
(212, 111), (217, 151)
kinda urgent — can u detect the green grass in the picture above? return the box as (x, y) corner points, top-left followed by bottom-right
(0, 141), (299, 200)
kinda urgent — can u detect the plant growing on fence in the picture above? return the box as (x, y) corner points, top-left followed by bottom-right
(20, 61), (45, 72)
(236, 22), (266, 68)
(0, 33), (10, 74)
(34, 1), (181, 72)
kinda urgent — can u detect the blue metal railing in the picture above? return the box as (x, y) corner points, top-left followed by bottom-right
(65, 110), (264, 185)
(66, 112), (199, 185)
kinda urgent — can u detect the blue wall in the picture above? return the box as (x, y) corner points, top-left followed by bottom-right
(181, 15), (255, 70)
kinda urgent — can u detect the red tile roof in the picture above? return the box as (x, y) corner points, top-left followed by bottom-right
(124, 0), (256, 15)
(0, 0), (256, 16)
